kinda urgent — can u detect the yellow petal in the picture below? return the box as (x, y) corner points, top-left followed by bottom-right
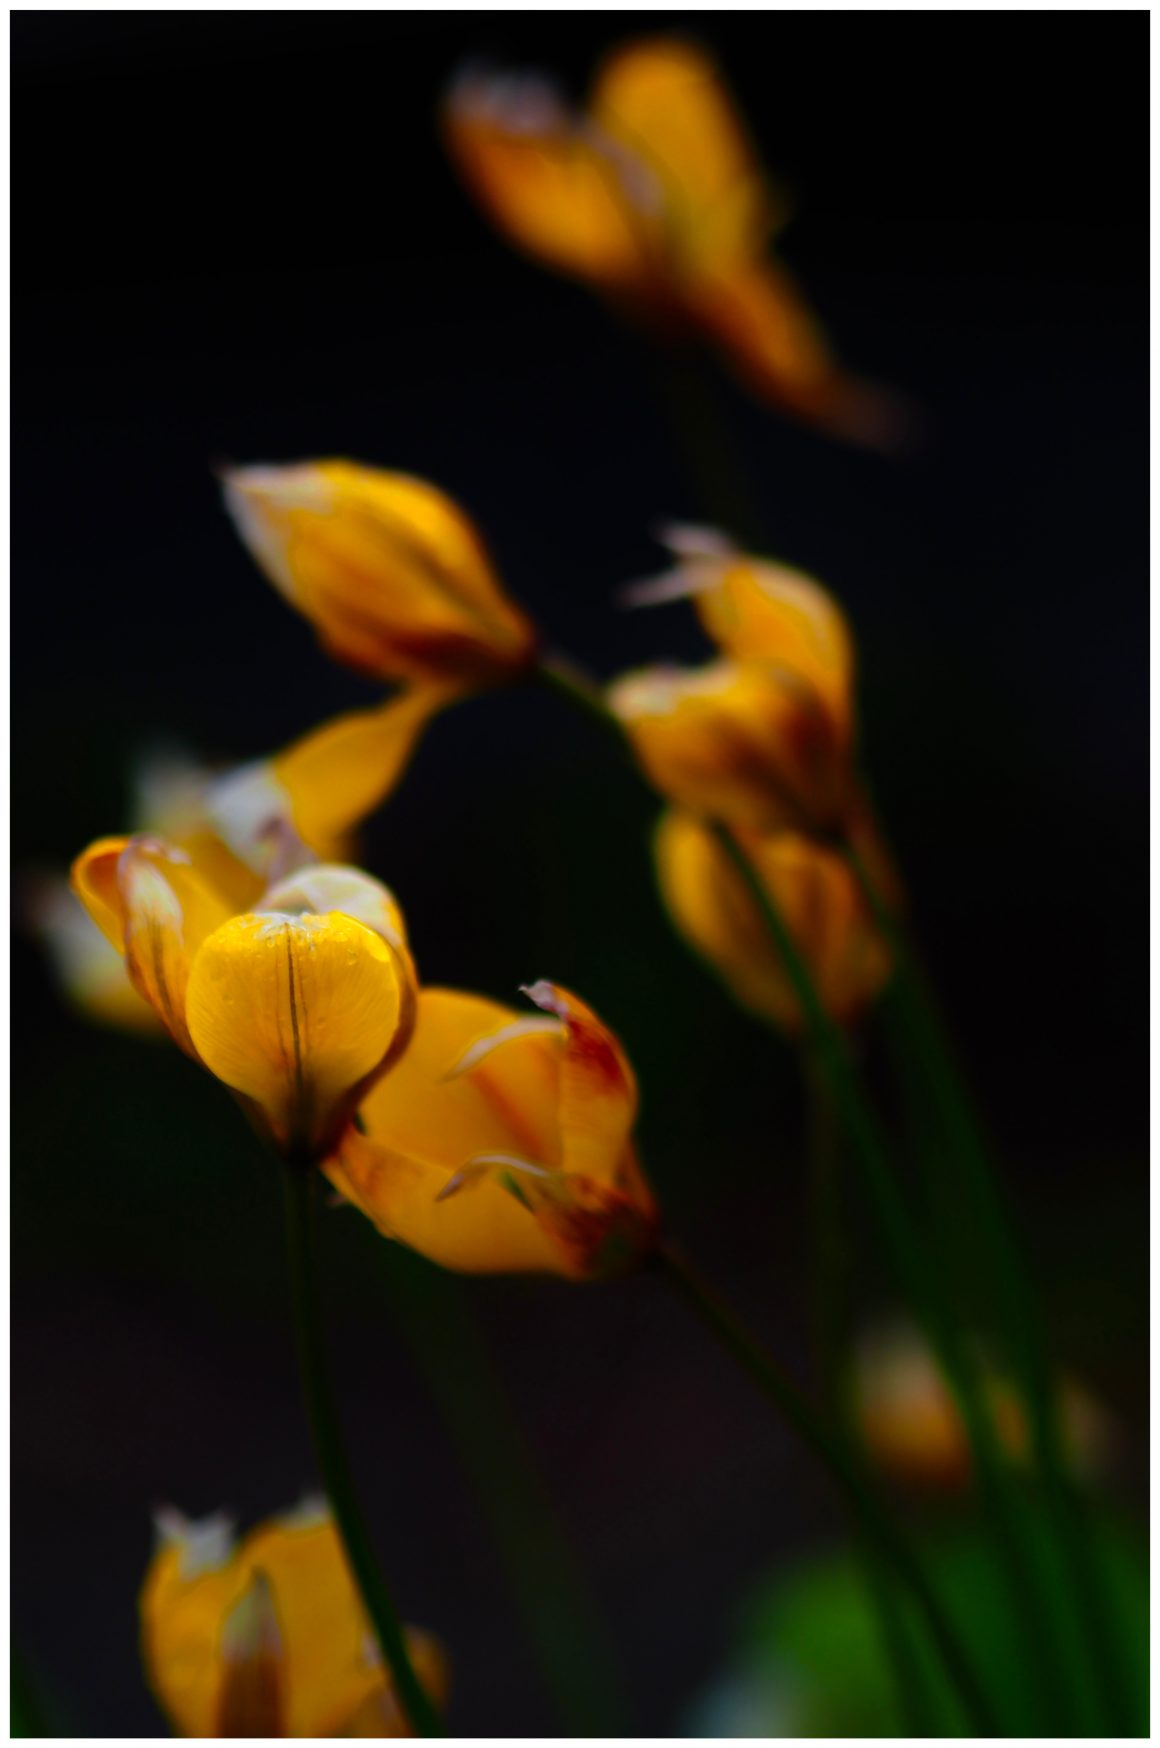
(273, 688), (452, 851)
(521, 981), (639, 1188)
(70, 838), (236, 1055)
(215, 1572), (286, 1735)
(222, 460), (537, 686)
(656, 811), (891, 1031)
(687, 551), (856, 743)
(692, 258), (906, 447)
(443, 69), (660, 295)
(185, 911), (406, 1159)
(325, 988), (566, 1275)
(608, 658), (849, 834)
(592, 37), (782, 274)
(69, 835), (132, 951)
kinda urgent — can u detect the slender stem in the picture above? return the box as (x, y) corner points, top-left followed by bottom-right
(648, 345), (767, 548)
(845, 835), (1137, 1732)
(801, 1051), (935, 1736)
(378, 1253), (629, 1735)
(654, 1241), (997, 1735)
(708, 820), (1073, 1730)
(282, 1170), (442, 1737)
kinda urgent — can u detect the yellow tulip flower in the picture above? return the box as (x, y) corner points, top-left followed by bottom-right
(444, 38), (898, 445)
(655, 810), (891, 1032)
(39, 690), (440, 1036)
(141, 1499), (446, 1737)
(326, 980), (658, 1280)
(222, 459), (538, 687)
(71, 839), (416, 1161)
(851, 1323), (1117, 1493)
(608, 656), (852, 837)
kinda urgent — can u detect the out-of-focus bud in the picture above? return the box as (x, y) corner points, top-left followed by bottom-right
(141, 1499), (447, 1737)
(608, 657), (852, 836)
(222, 460), (537, 687)
(851, 1322), (1118, 1492)
(326, 980), (659, 1280)
(655, 810), (892, 1031)
(445, 39), (903, 445)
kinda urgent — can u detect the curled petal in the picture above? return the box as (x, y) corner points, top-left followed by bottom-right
(184, 911), (407, 1159)
(443, 1015), (564, 1080)
(521, 981), (639, 1187)
(69, 835), (132, 951)
(29, 878), (160, 1033)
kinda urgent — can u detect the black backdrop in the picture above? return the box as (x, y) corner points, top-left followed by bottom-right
(13, 13), (1148, 1736)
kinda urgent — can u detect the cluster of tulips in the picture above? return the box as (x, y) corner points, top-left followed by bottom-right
(38, 36), (1140, 1740)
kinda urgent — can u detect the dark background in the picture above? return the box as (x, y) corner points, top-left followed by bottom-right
(13, 13), (1148, 1736)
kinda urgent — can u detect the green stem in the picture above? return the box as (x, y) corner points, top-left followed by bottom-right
(802, 1052), (936, 1736)
(649, 345), (767, 547)
(845, 836), (1136, 1733)
(378, 1254), (629, 1735)
(282, 1170), (442, 1737)
(708, 821), (1072, 1731)
(655, 1241), (997, 1736)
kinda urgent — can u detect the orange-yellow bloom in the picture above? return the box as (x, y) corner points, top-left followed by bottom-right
(141, 1500), (446, 1737)
(851, 1323), (1117, 1493)
(39, 694), (439, 1036)
(608, 656), (852, 837)
(326, 980), (658, 1280)
(71, 839), (416, 1161)
(223, 460), (538, 687)
(444, 39), (899, 444)
(656, 810), (891, 1032)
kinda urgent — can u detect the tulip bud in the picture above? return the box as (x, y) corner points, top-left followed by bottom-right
(608, 657), (852, 836)
(141, 1500), (446, 1738)
(655, 810), (891, 1032)
(222, 459), (537, 687)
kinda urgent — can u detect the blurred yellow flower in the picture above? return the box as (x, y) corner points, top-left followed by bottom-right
(223, 459), (538, 687)
(444, 39), (898, 444)
(851, 1322), (1117, 1493)
(326, 980), (658, 1280)
(628, 525), (855, 735)
(656, 810), (891, 1032)
(608, 656), (851, 837)
(141, 1499), (446, 1737)
(71, 840), (416, 1161)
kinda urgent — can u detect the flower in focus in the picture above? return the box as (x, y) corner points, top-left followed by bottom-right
(71, 838), (417, 1161)
(851, 1322), (1117, 1492)
(326, 980), (658, 1280)
(608, 656), (852, 837)
(222, 459), (538, 687)
(141, 1499), (446, 1737)
(444, 39), (900, 445)
(656, 810), (892, 1032)
(35, 691), (440, 1035)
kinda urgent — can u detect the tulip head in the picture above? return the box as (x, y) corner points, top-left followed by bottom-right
(71, 839), (417, 1162)
(141, 1499), (446, 1737)
(655, 811), (892, 1032)
(222, 459), (537, 687)
(444, 40), (900, 444)
(608, 657), (852, 836)
(326, 980), (658, 1280)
